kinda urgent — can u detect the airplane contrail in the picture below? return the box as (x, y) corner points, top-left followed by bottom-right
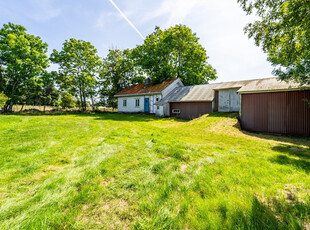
(108, 0), (145, 40)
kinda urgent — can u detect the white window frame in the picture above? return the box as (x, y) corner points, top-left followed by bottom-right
(172, 109), (180, 114)
(123, 99), (127, 107)
(135, 99), (140, 107)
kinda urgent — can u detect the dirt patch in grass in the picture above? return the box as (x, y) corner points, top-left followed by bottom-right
(77, 199), (131, 229)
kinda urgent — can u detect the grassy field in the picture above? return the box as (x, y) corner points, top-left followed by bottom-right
(0, 113), (309, 229)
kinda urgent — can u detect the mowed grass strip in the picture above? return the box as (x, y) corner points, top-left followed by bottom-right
(0, 113), (309, 229)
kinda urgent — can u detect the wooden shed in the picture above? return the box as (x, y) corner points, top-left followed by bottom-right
(155, 84), (221, 120)
(238, 78), (310, 136)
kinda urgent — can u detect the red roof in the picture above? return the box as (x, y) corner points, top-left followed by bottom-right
(115, 78), (178, 96)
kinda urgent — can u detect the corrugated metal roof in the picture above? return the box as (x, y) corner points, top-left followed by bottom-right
(214, 79), (254, 90)
(155, 83), (221, 105)
(237, 77), (310, 93)
(115, 78), (178, 96)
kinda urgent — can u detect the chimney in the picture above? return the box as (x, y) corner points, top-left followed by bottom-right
(145, 77), (151, 84)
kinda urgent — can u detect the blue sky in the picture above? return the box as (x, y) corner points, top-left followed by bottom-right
(0, 0), (274, 83)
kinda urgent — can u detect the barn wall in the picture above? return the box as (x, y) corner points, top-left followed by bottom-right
(241, 90), (310, 136)
(170, 102), (212, 120)
(213, 90), (219, 112)
(218, 88), (240, 112)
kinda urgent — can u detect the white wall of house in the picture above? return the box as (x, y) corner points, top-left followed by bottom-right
(218, 88), (240, 112)
(155, 105), (164, 117)
(117, 94), (163, 114)
(155, 103), (170, 117)
(117, 96), (145, 113)
(149, 94), (162, 114)
(116, 79), (183, 115)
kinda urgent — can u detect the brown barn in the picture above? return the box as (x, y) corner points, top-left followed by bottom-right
(155, 84), (221, 120)
(238, 78), (310, 136)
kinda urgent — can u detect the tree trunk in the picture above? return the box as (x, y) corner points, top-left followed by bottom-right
(44, 105), (46, 112)
(8, 101), (13, 112)
(90, 95), (95, 111)
(82, 91), (87, 111)
(19, 104), (24, 112)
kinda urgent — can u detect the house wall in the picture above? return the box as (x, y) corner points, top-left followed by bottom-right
(218, 88), (240, 112)
(170, 102), (213, 120)
(155, 105), (164, 117)
(118, 94), (162, 114)
(116, 80), (182, 114)
(117, 96), (145, 113)
(155, 103), (170, 117)
(241, 90), (310, 136)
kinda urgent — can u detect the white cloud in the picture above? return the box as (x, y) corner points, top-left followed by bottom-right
(132, 0), (273, 82)
(141, 0), (202, 28)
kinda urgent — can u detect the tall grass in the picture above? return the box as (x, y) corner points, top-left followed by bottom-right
(0, 113), (309, 229)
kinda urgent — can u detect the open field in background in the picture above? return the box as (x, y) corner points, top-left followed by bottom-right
(10, 105), (117, 113)
(0, 113), (309, 229)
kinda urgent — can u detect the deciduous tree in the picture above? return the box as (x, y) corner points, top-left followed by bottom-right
(50, 39), (101, 110)
(238, 0), (310, 84)
(60, 92), (75, 109)
(0, 22), (49, 111)
(99, 49), (144, 108)
(132, 25), (217, 85)
(0, 92), (9, 110)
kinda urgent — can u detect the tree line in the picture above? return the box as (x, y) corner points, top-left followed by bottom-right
(0, 23), (217, 112)
(1, 0), (309, 112)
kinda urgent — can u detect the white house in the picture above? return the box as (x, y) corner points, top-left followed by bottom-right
(114, 78), (184, 116)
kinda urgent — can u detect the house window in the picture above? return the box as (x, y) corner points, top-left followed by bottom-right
(157, 106), (159, 110)
(172, 109), (180, 114)
(136, 99), (140, 107)
(123, 99), (127, 107)
(156, 97), (159, 102)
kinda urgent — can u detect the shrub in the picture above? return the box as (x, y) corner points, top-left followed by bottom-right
(0, 92), (9, 109)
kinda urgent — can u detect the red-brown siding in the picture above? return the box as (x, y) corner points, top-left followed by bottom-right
(170, 102), (212, 120)
(214, 90), (219, 112)
(241, 90), (310, 136)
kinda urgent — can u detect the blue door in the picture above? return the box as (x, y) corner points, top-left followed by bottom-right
(144, 98), (149, 113)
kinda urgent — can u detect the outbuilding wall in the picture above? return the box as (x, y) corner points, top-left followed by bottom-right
(241, 90), (310, 136)
(170, 102), (213, 120)
(218, 88), (240, 112)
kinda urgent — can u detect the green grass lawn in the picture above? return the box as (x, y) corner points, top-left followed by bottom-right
(0, 113), (309, 229)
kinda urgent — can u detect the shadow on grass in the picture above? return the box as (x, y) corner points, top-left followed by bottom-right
(270, 155), (310, 174)
(272, 145), (310, 160)
(229, 118), (310, 148)
(207, 113), (310, 148)
(230, 196), (309, 229)
(269, 144), (310, 173)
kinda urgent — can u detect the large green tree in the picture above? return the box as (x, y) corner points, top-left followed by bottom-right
(50, 38), (101, 110)
(0, 22), (49, 111)
(132, 25), (217, 85)
(99, 49), (144, 108)
(238, 0), (310, 84)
